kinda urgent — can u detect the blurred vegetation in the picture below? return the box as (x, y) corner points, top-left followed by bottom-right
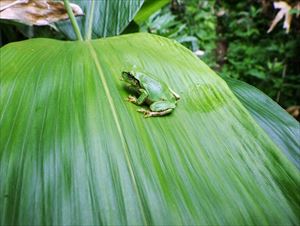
(140, 0), (300, 109)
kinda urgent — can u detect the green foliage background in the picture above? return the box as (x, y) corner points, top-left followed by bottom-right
(140, 0), (300, 108)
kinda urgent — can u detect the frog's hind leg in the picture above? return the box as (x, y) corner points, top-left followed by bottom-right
(138, 101), (175, 117)
(150, 101), (176, 112)
(137, 108), (173, 117)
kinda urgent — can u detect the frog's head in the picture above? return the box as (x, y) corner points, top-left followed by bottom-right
(121, 71), (140, 87)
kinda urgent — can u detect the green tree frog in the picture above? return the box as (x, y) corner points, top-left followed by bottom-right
(121, 69), (180, 117)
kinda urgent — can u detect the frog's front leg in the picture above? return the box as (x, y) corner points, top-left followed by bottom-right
(127, 89), (148, 105)
(169, 88), (180, 100)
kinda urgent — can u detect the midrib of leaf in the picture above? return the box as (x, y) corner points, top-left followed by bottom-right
(86, 0), (95, 40)
(116, 0), (122, 35)
(86, 42), (148, 224)
(103, 1), (109, 37)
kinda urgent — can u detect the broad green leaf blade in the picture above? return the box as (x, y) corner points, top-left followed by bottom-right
(1, 34), (299, 225)
(134, 0), (171, 25)
(225, 78), (300, 169)
(56, 0), (144, 39)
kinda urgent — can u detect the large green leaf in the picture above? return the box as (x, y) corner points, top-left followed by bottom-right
(225, 78), (300, 170)
(56, 0), (144, 39)
(1, 34), (299, 225)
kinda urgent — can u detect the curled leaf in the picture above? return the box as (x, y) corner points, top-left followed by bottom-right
(267, 1), (292, 33)
(286, 105), (300, 119)
(0, 0), (28, 11)
(0, 0), (84, 26)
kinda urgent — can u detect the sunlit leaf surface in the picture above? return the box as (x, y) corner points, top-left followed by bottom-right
(0, 34), (299, 225)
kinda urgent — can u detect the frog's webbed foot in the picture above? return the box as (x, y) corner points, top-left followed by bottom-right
(126, 95), (137, 104)
(137, 108), (173, 117)
(137, 108), (152, 117)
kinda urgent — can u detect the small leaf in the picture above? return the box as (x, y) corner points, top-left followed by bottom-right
(247, 68), (266, 79)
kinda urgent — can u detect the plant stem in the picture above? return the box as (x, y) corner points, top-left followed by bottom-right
(63, 0), (83, 41)
(85, 0), (95, 40)
(276, 63), (287, 103)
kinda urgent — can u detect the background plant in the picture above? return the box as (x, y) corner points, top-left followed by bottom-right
(217, 0), (300, 108)
(139, 0), (300, 110)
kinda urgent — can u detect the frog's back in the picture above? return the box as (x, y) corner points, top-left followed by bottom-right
(137, 72), (175, 102)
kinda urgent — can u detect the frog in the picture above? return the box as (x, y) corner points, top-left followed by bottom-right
(121, 69), (180, 117)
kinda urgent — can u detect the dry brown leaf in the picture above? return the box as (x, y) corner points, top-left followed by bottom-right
(0, 0), (28, 11)
(286, 105), (300, 120)
(0, 0), (84, 26)
(267, 1), (292, 33)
